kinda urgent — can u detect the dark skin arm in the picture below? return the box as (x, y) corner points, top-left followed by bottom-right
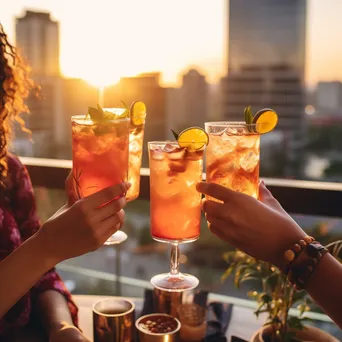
(305, 254), (342, 328)
(35, 290), (74, 335)
(197, 181), (342, 329)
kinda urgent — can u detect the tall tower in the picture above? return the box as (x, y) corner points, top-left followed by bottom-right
(181, 69), (208, 128)
(222, 0), (308, 177)
(16, 10), (59, 77)
(222, 0), (307, 132)
(13, 11), (60, 158)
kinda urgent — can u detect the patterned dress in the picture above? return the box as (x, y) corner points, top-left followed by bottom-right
(0, 155), (78, 336)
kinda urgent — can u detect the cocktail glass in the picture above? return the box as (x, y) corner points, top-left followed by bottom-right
(98, 108), (146, 243)
(126, 115), (146, 202)
(148, 141), (203, 292)
(205, 122), (260, 199)
(71, 115), (129, 245)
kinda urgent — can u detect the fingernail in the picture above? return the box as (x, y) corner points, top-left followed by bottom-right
(124, 181), (132, 189)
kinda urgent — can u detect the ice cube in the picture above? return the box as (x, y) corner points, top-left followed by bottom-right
(169, 160), (187, 173)
(167, 147), (186, 160)
(240, 151), (260, 172)
(209, 127), (226, 136)
(239, 136), (257, 148)
(163, 143), (178, 153)
(130, 139), (141, 153)
(151, 149), (165, 161)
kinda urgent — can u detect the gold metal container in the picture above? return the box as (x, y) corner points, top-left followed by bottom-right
(136, 313), (181, 342)
(153, 288), (183, 316)
(93, 297), (135, 342)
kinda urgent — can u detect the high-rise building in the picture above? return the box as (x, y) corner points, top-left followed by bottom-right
(14, 11), (64, 158)
(222, 0), (307, 132)
(16, 10), (60, 77)
(228, 0), (306, 78)
(105, 73), (166, 167)
(181, 69), (208, 127)
(165, 69), (208, 139)
(222, 0), (307, 177)
(316, 82), (342, 114)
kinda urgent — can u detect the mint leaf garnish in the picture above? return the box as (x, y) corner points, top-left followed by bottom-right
(171, 129), (179, 140)
(121, 100), (128, 110)
(244, 105), (253, 124)
(88, 106), (102, 121)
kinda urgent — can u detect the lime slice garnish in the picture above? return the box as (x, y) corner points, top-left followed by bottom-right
(177, 127), (209, 151)
(130, 101), (146, 126)
(252, 108), (278, 134)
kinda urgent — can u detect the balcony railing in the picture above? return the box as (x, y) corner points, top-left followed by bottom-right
(20, 156), (342, 325)
(21, 156), (342, 217)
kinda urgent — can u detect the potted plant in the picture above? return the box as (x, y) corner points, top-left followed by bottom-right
(222, 249), (338, 342)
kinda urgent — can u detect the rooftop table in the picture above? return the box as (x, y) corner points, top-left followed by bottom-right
(12, 294), (339, 341)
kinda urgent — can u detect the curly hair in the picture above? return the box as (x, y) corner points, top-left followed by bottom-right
(0, 23), (34, 189)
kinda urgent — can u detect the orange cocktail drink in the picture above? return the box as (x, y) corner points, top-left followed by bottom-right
(149, 142), (203, 241)
(205, 122), (260, 199)
(72, 115), (129, 199)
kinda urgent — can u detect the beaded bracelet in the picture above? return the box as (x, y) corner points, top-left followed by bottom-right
(283, 236), (329, 290)
(283, 235), (315, 269)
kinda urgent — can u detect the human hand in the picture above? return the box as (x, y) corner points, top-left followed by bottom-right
(65, 171), (78, 205)
(49, 324), (90, 342)
(197, 181), (306, 268)
(37, 181), (131, 264)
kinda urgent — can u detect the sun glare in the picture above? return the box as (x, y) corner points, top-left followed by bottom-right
(82, 72), (121, 88)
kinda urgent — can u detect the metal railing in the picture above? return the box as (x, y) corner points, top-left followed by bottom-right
(21, 156), (342, 217)
(21, 156), (342, 324)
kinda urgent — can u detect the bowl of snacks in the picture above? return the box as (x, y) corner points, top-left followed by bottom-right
(135, 313), (181, 342)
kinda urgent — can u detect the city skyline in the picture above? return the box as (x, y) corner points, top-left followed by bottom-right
(1, 0), (342, 87)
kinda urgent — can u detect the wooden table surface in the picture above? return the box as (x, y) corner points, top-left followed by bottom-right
(13, 295), (263, 341)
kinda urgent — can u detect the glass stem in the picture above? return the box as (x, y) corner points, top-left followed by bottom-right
(170, 243), (180, 276)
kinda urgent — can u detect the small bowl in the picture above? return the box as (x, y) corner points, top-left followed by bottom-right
(136, 313), (181, 342)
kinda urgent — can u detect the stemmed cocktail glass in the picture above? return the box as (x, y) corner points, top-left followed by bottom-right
(148, 140), (204, 292)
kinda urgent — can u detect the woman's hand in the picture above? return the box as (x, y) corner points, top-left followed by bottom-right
(36, 181), (131, 264)
(197, 181), (306, 268)
(49, 324), (90, 342)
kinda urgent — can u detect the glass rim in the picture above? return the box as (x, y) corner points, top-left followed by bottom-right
(148, 141), (206, 147)
(92, 297), (135, 317)
(205, 121), (259, 127)
(103, 108), (147, 118)
(148, 140), (178, 145)
(71, 114), (130, 123)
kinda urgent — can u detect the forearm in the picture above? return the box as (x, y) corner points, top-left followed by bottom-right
(35, 290), (74, 336)
(306, 253), (342, 328)
(0, 233), (57, 319)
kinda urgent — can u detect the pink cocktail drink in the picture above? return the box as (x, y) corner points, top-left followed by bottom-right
(72, 116), (129, 199)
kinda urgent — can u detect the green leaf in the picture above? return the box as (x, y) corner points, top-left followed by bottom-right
(97, 104), (104, 115)
(221, 266), (235, 282)
(260, 293), (272, 303)
(244, 105), (253, 124)
(88, 106), (102, 121)
(171, 129), (179, 140)
(121, 100), (129, 109)
(287, 316), (305, 330)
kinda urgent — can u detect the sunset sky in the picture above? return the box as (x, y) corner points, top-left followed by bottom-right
(1, 0), (342, 87)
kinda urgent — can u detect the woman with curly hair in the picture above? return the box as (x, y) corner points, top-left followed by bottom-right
(0, 23), (129, 341)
